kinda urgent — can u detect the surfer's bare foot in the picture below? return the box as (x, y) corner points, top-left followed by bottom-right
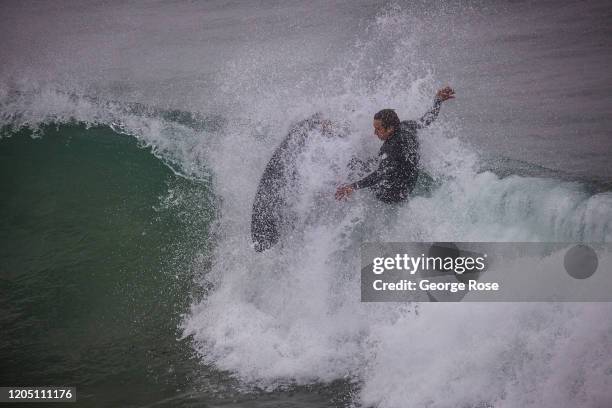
(335, 185), (354, 200)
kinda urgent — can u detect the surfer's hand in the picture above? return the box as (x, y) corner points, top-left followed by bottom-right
(335, 185), (354, 200)
(436, 86), (455, 102)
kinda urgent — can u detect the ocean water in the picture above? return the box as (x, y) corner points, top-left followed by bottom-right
(1, 1), (611, 407)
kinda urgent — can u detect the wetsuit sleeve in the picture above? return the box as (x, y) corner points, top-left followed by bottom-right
(416, 97), (442, 129)
(350, 152), (394, 190)
(350, 167), (384, 189)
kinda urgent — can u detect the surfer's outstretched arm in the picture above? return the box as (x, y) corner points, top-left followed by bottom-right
(350, 166), (385, 190)
(335, 170), (381, 200)
(335, 165), (382, 199)
(416, 97), (442, 129)
(415, 86), (455, 129)
(335, 156), (393, 200)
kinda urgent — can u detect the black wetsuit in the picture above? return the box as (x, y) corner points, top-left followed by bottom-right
(350, 98), (442, 203)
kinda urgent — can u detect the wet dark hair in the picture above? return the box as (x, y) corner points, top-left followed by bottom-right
(374, 109), (400, 130)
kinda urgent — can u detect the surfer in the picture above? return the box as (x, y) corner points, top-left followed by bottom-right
(335, 86), (455, 203)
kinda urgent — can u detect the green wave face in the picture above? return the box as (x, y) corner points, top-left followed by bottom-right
(0, 124), (217, 406)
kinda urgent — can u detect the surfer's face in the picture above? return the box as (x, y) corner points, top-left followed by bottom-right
(373, 119), (394, 141)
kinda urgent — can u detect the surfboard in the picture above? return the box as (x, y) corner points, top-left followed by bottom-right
(251, 114), (331, 252)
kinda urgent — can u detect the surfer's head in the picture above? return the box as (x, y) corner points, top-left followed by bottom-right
(373, 109), (399, 141)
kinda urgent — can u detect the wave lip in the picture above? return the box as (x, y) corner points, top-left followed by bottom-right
(0, 86), (222, 180)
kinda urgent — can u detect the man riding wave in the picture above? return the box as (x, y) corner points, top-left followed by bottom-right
(335, 86), (455, 203)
